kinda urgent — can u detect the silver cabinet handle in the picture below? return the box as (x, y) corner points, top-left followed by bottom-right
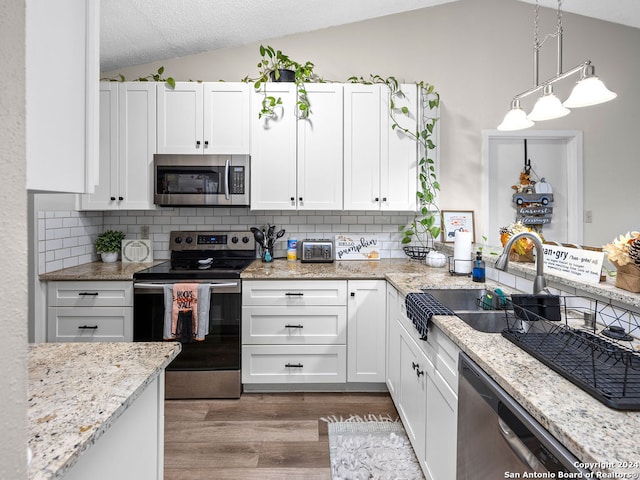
(498, 417), (543, 472)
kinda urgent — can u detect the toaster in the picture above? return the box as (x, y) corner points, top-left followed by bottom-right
(299, 239), (334, 263)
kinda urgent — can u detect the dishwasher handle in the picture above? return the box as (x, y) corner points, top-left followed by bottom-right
(498, 417), (544, 472)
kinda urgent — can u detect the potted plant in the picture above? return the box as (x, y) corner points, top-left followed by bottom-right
(95, 230), (126, 263)
(242, 45), (316, 118)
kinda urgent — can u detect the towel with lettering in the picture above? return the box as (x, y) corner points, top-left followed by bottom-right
(405, 292), (454, 340)
(163, 283), (211, 341)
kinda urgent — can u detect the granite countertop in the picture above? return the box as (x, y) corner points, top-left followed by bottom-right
(39, 260), (163, 281)
(388, 278), (640, 477)
(28, 342), (181, 480)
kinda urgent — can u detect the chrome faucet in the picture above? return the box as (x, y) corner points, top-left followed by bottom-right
(495, 231), (547, 295)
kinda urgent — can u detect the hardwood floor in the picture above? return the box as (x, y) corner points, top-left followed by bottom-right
(164, 391), (399, 479)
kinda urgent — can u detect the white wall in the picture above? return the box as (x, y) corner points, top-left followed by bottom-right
(0, 0), (28, 477)
(104, 0), (640, 247)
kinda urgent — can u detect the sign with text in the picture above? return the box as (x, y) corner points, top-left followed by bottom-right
(334, 235), (380, 260)
(542, 244), (604, 284)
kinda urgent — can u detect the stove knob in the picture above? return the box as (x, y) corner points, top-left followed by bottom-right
(185, 236), (193, 244)
(242, 236), (250, 243)
(174, 236), (182, 244)
(231, 236), (239, 244)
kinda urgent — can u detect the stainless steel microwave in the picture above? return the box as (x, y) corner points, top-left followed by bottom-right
(154, 154), (250, 206)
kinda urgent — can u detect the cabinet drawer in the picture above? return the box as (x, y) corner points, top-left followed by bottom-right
(242, 345), (346, 383)
(242, 280), (347, 306)
(47, 307), (132, 342)
(48, 281), (133, 307)
(426, 325), (460, 393)
(242, 306), (347, 345)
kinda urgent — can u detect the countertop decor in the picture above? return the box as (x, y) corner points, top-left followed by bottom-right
(28, 342), (181, 480)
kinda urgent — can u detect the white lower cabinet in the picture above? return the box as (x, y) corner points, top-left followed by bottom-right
(47, 281), (133, 342)
(347, 280), (387, 382)
(386, 285), (460, 480)
(242, 279), (387, 387)
(242, 280), (348, 385)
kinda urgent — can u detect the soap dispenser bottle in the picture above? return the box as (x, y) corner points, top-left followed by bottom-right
(472, 251), (485, 283)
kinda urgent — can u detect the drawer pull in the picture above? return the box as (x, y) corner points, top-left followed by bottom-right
(285, 363), (303, 368)
(416, 368), (425, 378)
(285, 324), (304, 329)
(412, 361), (419, 370)
(78, 292), (99, 296)
(285, 292), (304, 296)
(78, 325), (98, 330)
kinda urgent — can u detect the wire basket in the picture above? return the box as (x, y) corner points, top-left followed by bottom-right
(403, 246), (430, 260)
(499, 295), (640, 410)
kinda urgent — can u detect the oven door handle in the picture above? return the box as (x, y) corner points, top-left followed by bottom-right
(134, 282), (239, 289)
(224, 159), (230, 200)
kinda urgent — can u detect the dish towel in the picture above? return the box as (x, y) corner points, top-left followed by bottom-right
(405, 293), (454, 340)
(163, 283), (211, 342)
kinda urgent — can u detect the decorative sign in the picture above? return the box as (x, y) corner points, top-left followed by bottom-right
(122, 239), (154, 263)
(542, 244), (604, 284)
(334, 235), (380, 261)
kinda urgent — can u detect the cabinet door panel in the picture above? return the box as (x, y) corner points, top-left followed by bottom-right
(48, 306), (132, 342)
(381, 84), (418, 211)
(347, 280), (386, 382)
(157, 82), (203, 154)
(297, 84), (344, 210)
(203, 83), (250, 154)
(250, 84), (298, 210)
(118, 83), (156, 209)
(425, 372), (457, 480)
(343, 84), (382, 210)
(386, 286), (401, 399)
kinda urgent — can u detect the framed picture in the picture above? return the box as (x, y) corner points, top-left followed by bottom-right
(441, 210), (475, 243)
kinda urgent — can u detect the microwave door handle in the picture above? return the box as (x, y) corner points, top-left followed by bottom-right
(224, 159), (230, 200)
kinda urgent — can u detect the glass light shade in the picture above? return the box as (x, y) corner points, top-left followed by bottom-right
(497, 100), (534, 131)
(527, 86), (570, 121)
(563, 76), (617, 108)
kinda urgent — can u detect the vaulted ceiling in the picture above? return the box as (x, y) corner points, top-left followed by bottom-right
(100, 0), (640, 72)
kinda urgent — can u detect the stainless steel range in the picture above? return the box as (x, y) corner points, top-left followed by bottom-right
(133, 230), (255, 399)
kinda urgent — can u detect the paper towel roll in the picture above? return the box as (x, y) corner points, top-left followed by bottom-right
(453, 231), (473, 274)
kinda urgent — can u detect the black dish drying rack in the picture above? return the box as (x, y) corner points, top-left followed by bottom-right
(499, 294), (640, 410)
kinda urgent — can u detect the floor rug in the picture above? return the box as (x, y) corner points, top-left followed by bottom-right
(324, 415), (425, 480)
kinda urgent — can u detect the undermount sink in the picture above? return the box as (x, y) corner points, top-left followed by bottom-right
(454, 310), (512, 333)
(421, 288), (513, 333)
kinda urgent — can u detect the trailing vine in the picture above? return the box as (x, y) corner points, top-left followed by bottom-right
(101, 66), (175, 89)
(348, 75), (441, 248)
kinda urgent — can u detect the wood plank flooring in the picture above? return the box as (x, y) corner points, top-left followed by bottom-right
(164, 392), (399, 479)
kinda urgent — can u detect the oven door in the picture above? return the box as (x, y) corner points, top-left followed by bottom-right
(133, 280), (242, 398)
(154, 154), (249, 206)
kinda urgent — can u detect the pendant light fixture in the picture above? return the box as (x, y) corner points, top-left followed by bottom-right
(497, 0), (616, 131)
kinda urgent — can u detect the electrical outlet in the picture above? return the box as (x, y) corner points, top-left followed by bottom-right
(141, 225), (150, 239)
(585, 211), (593, 223)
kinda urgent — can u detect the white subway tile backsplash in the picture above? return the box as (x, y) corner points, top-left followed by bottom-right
(39, 208), (420, 273)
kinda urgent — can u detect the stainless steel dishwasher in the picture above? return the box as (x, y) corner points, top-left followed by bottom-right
(457, 353), (590, 479)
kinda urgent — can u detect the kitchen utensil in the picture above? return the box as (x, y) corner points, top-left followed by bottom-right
(251, 227), (265, 248)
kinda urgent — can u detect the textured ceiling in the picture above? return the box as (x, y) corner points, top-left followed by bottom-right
(100, 0), (640, 72)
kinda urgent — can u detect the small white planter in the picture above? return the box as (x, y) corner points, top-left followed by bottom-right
(100, 252), (119, 263)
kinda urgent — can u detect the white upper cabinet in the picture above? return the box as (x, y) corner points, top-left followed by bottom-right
(250, 83), (344, 210)
(157, 82), (250, 154)
(249, 83), (299, 210)
(26, 0), (99, 193)
(78, 82), (156, 210)
(344, 84), (418, 211)
(296, 84), (344, 210)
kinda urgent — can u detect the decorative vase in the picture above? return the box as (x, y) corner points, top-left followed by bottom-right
(101, 252), (118, 263)
(613, 261), (640, 293)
